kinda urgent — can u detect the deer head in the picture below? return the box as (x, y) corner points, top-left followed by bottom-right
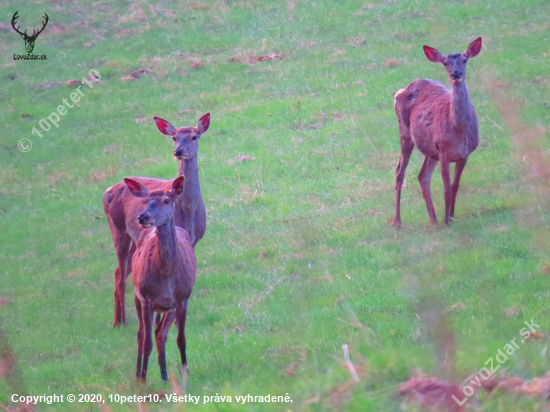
(11, 11), (49, 54)
(124, 177), (185, 228)
(423, 37), (482, 85)
(153, 113), (210, 161)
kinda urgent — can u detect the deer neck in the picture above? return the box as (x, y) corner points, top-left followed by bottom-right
(450, 80), (471, 131)
(154, 220), (178, 272)
(177, 156), (201, 207)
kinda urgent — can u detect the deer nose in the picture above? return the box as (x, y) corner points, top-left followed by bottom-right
(138, 213), (150, 225)
(174, 148), (183, 157)
(452, 71), (461, 79)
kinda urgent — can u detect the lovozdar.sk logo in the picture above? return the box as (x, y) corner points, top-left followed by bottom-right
(11, 10), (49, 60)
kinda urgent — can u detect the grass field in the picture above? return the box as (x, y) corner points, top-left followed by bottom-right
(1, 0), (550, 410)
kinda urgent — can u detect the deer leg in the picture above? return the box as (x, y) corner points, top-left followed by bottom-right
(392, 143), (414, 228)
(140, 302), (154, 382)
(450, 158), (467, 219)
(155, 311), (176, 382)
(135, 296), (144, 380)
(176, 300), (189, 372)
(418, 156), (439, 225)
(113, 234), (132, 327)
(440, 159), (453, 226)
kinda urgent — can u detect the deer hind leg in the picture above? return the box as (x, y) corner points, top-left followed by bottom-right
(135, 296), (144, 380)
(155, 311), (176, 381)
(418, 156), (439, 225)
(176, 300), (189, 373)
(113, 234), (133, 327)
(392, 137), (414, 228)
(139, 302), (154, 382)
(450, 158), (467, 219)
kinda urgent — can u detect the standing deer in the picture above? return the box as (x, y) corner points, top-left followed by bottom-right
(392, 38), (482, 227)
(103, 113), (209, 327)
(11, 11), (49, 54)
(124, 176), (196, 382)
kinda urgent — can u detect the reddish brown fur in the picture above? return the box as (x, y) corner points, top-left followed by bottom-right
(393, 38), (482, 227)
(103, 113), (209, 327)
(125, 177), (197, 382)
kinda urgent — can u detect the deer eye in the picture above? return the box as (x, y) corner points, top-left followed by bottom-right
(172, 136), (176, 141)
(192, 136), (197, 140)
(164, 199), (170, 204)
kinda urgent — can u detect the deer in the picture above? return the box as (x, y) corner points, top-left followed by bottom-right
(102, 113), (209, 327)
(11, 11), (49, 54)
(392, 37), (482, 227)
(123, 176), (196, 382)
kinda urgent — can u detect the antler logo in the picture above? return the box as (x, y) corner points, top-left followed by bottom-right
(11, 11), (49, 54)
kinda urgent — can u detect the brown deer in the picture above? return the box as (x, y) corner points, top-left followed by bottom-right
(392, 37), (482, 227)
(124, 176), (196, 382)
(103, 113), (209, 327)
(11, 11), (49, 54)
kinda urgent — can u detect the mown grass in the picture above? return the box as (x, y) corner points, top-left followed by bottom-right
(1, 0), (550, 410)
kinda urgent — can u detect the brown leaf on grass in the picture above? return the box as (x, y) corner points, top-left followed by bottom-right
(64, 79), (82, 87)
(524, 331), (545, 342)
(188, 3), (210, 11)
(332, 49), (346, 56)
(0, 297), (13, 307)
(47, 172), (66, 186)
(228, 56), (242, 62)
(332, 113), (349, 122)
(178, 69), (189, 77)
(89, 167), (116, 182)
(121, 76), (136, 82)
(384, 59), (400, 68)
(118, 8), (147, 23)
(285, 361), (299, 376)
(227, 155), (254, 165)
(503, 306), (518, 318)
(365, 209), (377, 216)
(346, 36), (366, 47)
(191, 62), (204, 69)
(287, 1), (296, 10)
(103, 144), (118, 153)
(293, 253), (303, 259)
(257, 53), (284, 61)
(47, 23), (67, 34)
(86, 74), (102, 84)
(257, 251), (269, 260)
(83, 41), (96, 47)
(397, 375), (464, 412)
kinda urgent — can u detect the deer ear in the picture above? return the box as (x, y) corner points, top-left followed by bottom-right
(153, 116), (177, 136)
(197, 112), (210, 135)
(423, 45), (445, 63)
(124, 178), (150, 198)
(171, 176), (185, 196)
(464, 37), (482, 58)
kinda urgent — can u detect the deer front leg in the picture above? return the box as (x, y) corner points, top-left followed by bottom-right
(418, 156), (439, 225)
(440, 159), (453, 226)
(450, 158), (467, 219)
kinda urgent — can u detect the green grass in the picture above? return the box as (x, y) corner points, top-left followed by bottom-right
(1, 0), (550, 411)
